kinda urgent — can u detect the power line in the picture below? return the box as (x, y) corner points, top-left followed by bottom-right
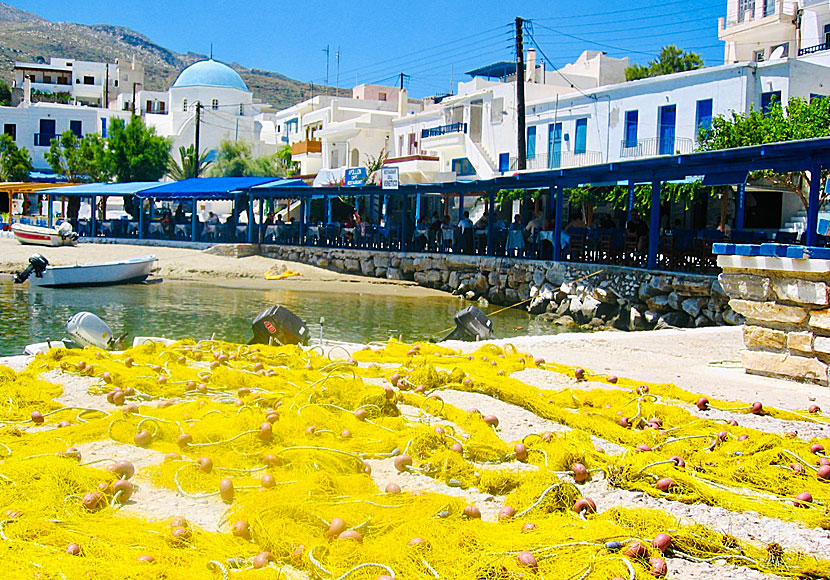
(531, 0), (721, 21)
(529, 21), (663, 57)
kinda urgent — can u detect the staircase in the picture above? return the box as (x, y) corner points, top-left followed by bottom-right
(464, 135), (498, 180)
(782, 208), (830, 234)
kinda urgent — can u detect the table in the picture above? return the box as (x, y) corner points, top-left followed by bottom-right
(236, 225), (248, 241)
(539, 229), (569, 250)
(506, 230), (525, 254)
(175, 224), (189, 239)
(148, 223), (163, 237)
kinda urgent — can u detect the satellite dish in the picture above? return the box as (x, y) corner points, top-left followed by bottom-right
(769, 46), (786, 60)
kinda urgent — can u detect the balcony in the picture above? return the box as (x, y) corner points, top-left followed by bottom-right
(511, 150), (603, 171)
(619, 137), (694, 159)
(420, 123), (467, 139)
(33, 133), (57, 147)
(799, 42), (830, 56)
(291, 140), (322, 156)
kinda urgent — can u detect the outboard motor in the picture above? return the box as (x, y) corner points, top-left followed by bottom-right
(66, 312), (116, 350)
(57, 221), (77, 242)
(443, 306), (494, 342)
(250, 305), (309, 346)
(13, 254), (49, 284)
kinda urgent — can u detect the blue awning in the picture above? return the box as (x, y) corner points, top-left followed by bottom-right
(37, 182), (163, 197)
(137, 177), (302, 200)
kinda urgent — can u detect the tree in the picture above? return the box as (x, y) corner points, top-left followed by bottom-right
(0, 134), (32, 181)
(168, 145), (212, 180)
(211, 140), (253, 177)
(106, 116), (171, 182)
(625, 45), (704, 81)
(106, 116), (171, 219)
(698, 95), (830, 209)
(0, 80), (11, 106)
(363, 150), (388, 185)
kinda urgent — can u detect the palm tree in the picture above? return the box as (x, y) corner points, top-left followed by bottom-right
(168, 145), (211, 180)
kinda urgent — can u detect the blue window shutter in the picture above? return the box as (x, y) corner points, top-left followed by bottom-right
(624, 111), (638, 148)
(695, 99), (713, 133)
(498, 153), (510, 173)
(526, 126), (536, 159)
(761, 91), (781, 115)
(101, 118), (107, 138)
(574, 118), (587, 155)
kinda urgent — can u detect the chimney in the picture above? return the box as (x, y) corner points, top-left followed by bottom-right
(23, 76), (31, 107)
(526, 49), (537, 83)
(398, 88), (408, 116)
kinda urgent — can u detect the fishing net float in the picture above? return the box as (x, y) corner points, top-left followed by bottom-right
(0, 338), (828, 578)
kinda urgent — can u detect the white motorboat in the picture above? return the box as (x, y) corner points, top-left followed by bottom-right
(14, 254), (157, 287)
(11, 222), (77, 247)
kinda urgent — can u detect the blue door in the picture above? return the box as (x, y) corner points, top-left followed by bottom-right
(658, 105), (676, 155)
(548, 122), (562, 169)
(498, 152), (510, 173)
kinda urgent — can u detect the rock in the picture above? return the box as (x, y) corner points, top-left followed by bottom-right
(401, 260), (417, 274)
(813, 336), (830, 356)
(505, 288), (520, 304)
(729, 300), (808, 325)
(595, 302), (620, 321)
(718, 274), (770, 301)
(651, 276), (674, 293)
(386, 268), (405, 280)
(629, 306), (647, 331)
(533, 268), (546, 287)
(488, 271), (500, 286)
(579, 296), (602, 320)
(545, 266), (565, 285)
(681, 297), (708, 319)
(447, 271), (461, 290)
(592, 287), (618, 305)
(478, 297), (489, 308)
(538, 283), (555, 301)
(470, 275), (488, 294)
(742, 350), (829, 384)
(711, 279), (729, 308)
(553, 315), (577, 326)
(344, 258), (361, 273)
(413, 272), (429, 285)
(488, 287), (505, 304)
(427, 270), (443, 285)
(645, 295), (672, 314)
(374, 267), (387, 278)
(587, 318), (606, 328)
(568, 296), (583, 315)
(671, 278), (711, 296)
(373, 254), (390, 268)
(667, 292), (683, 311)
(518, 283), (531, 301)
(465, 291), (476, 300)
(658, 311), (690, 328)
(528, 296), (548, 315)
(772, 278), (829, 306)
(555, 300), (570, 316)
(722, 308), (745, 326)
(788, 331), (814, 354)
(644, 310), (660, 325)
(743, 326), (786, 350)
(694, 315), (714, 327)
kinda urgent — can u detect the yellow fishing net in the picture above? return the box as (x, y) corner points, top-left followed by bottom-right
(0, 339), (827, 579)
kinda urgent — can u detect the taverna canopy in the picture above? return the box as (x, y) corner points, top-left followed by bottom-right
(36, 177), (307, 200)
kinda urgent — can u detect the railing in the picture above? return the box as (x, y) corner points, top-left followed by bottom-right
(620, 137), (694, 159)
(33, 133), (57, 147)
(291, 140), (322, 155)
(421, 123), (467, 139)
(799, 42), (830, 56)
(511, 150), (603, 171)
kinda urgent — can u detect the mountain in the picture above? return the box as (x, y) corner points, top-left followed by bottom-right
(0, 2), (343, 108)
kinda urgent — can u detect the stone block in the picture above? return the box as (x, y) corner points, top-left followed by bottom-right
(722, 308), (745, 326)
(788, 331), (814, 354)
(743, 326), (786, 350)
(374, 267), (387, 278)
(667, 291), (683, 311)
(741, 350), (828, 384)
(729, 299), (808, 324)
(505, 288), (520, 304)
(773, 278), (829, 306)
(681, 297), (709, 319)
(472, 274), (489, 294)
(532, 268), (546, 287)
(413, 272), (429, 285)
(386, 268), (404, 280)
(545, 266), (565, 285)
(448, 271), (460, 290)
(711, 279), (730, 308)
(629, 306), (647, 331)
(810, 310), (830, 332)
(344, 258), (361, 273)
(518, 283), (531, 301)
(718, 274), (770, 301)
(814, 336), (830, 356)
(645, 295), (672, 313)
(658, 311), (690, 328)
(360, 259), (375, 276)
(426, 270), (443, 285)
(488, 287), (505, 304)
(528, 296), (548, 315)
(400, 260), (416, 274)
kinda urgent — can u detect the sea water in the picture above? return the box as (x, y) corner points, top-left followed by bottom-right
(0, 279), (572, 354)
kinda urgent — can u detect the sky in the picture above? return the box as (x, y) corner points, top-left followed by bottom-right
(11, 0), (726, 97)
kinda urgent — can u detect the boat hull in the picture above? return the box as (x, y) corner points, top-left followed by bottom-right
(29, 256), (157, 288)
(11, 223), (76, 247)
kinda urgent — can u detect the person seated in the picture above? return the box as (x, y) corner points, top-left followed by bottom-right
(599, 215), (616, 229)
(525, 212), (544, 235)
(413, 218), (428, 251)
(626, 212), (649, 253)
(160, 210), (174, 239)
(264, 212), (276, 226)
(476, 211), (489, 231)
(565, 215), (586, 234)
(174, 204), (186, 224)
(541, 217), (554, 231)
(428, 212), (442, 249)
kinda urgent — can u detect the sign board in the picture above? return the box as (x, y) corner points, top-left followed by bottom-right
(381, 166), (400, 190)
(344, 167), (367, 187)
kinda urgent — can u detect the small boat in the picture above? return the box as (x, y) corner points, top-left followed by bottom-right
(11, 222), (77, 247)
(14, 254), (157, 287)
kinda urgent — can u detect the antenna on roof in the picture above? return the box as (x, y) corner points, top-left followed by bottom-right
(210, 44), (214, 59)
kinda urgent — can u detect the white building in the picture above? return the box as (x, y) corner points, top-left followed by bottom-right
(12, 57), (144, 108)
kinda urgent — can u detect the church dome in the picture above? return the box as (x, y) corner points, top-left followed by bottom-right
(172, 59), (249, 91)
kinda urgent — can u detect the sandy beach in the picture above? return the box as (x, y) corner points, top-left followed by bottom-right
(0, 238), (447, 297)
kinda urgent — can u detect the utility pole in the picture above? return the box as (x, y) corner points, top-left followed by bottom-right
(323, 45), (330, 94)
(194, 102), (202, 177)
(399, 72), (409, 90)
(131, 81), (138, 116)
(104, 64), (109, 108)
(515, 17), (527, 171)
(336, 47), (341, 94)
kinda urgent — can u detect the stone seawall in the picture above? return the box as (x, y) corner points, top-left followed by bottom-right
(718, 254), (830, 385)
(261, 246), (740, 332)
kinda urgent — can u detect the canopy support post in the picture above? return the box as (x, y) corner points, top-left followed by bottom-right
(487, 189), (495, 256)
(807, 163), (823, 246)
(735, 183), (746, 232)
(648, 180), (661, 269)
(192, 198), (198, 242)
(553, 184), (563, 262)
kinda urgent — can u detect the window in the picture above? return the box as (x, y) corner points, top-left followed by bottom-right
(738, 0), (755, 22)
(695, 99), (713, 135)
(574, 118), (587, 155)
(763, 0), (774, 17)
(4, 124), (15, 140)
(624, 110), (638, 148)
(239, 104), (244, 115)
(527, 126), (536, 159)
(182, 99), (187, 112)
(753, 49), (765, 63)
(159, 102), (165, 114)
(83, 76), (94, 85)
(43, 75), (52, 84)
(825, 24), (830, 46)
(398, 135), (404, 156)
(351, 148), (360, 167)
(114, 80), (118, 87)
(212, 99), (218, 110)
(69, 120), (82, 137)
(761, 90), (781, 115)
(378, 92), (387, 101)
(811, 93), (826, 103)
(451, 158), (475, 176)
(490, 98), (504, 124)
(408, 133), (417, 155)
